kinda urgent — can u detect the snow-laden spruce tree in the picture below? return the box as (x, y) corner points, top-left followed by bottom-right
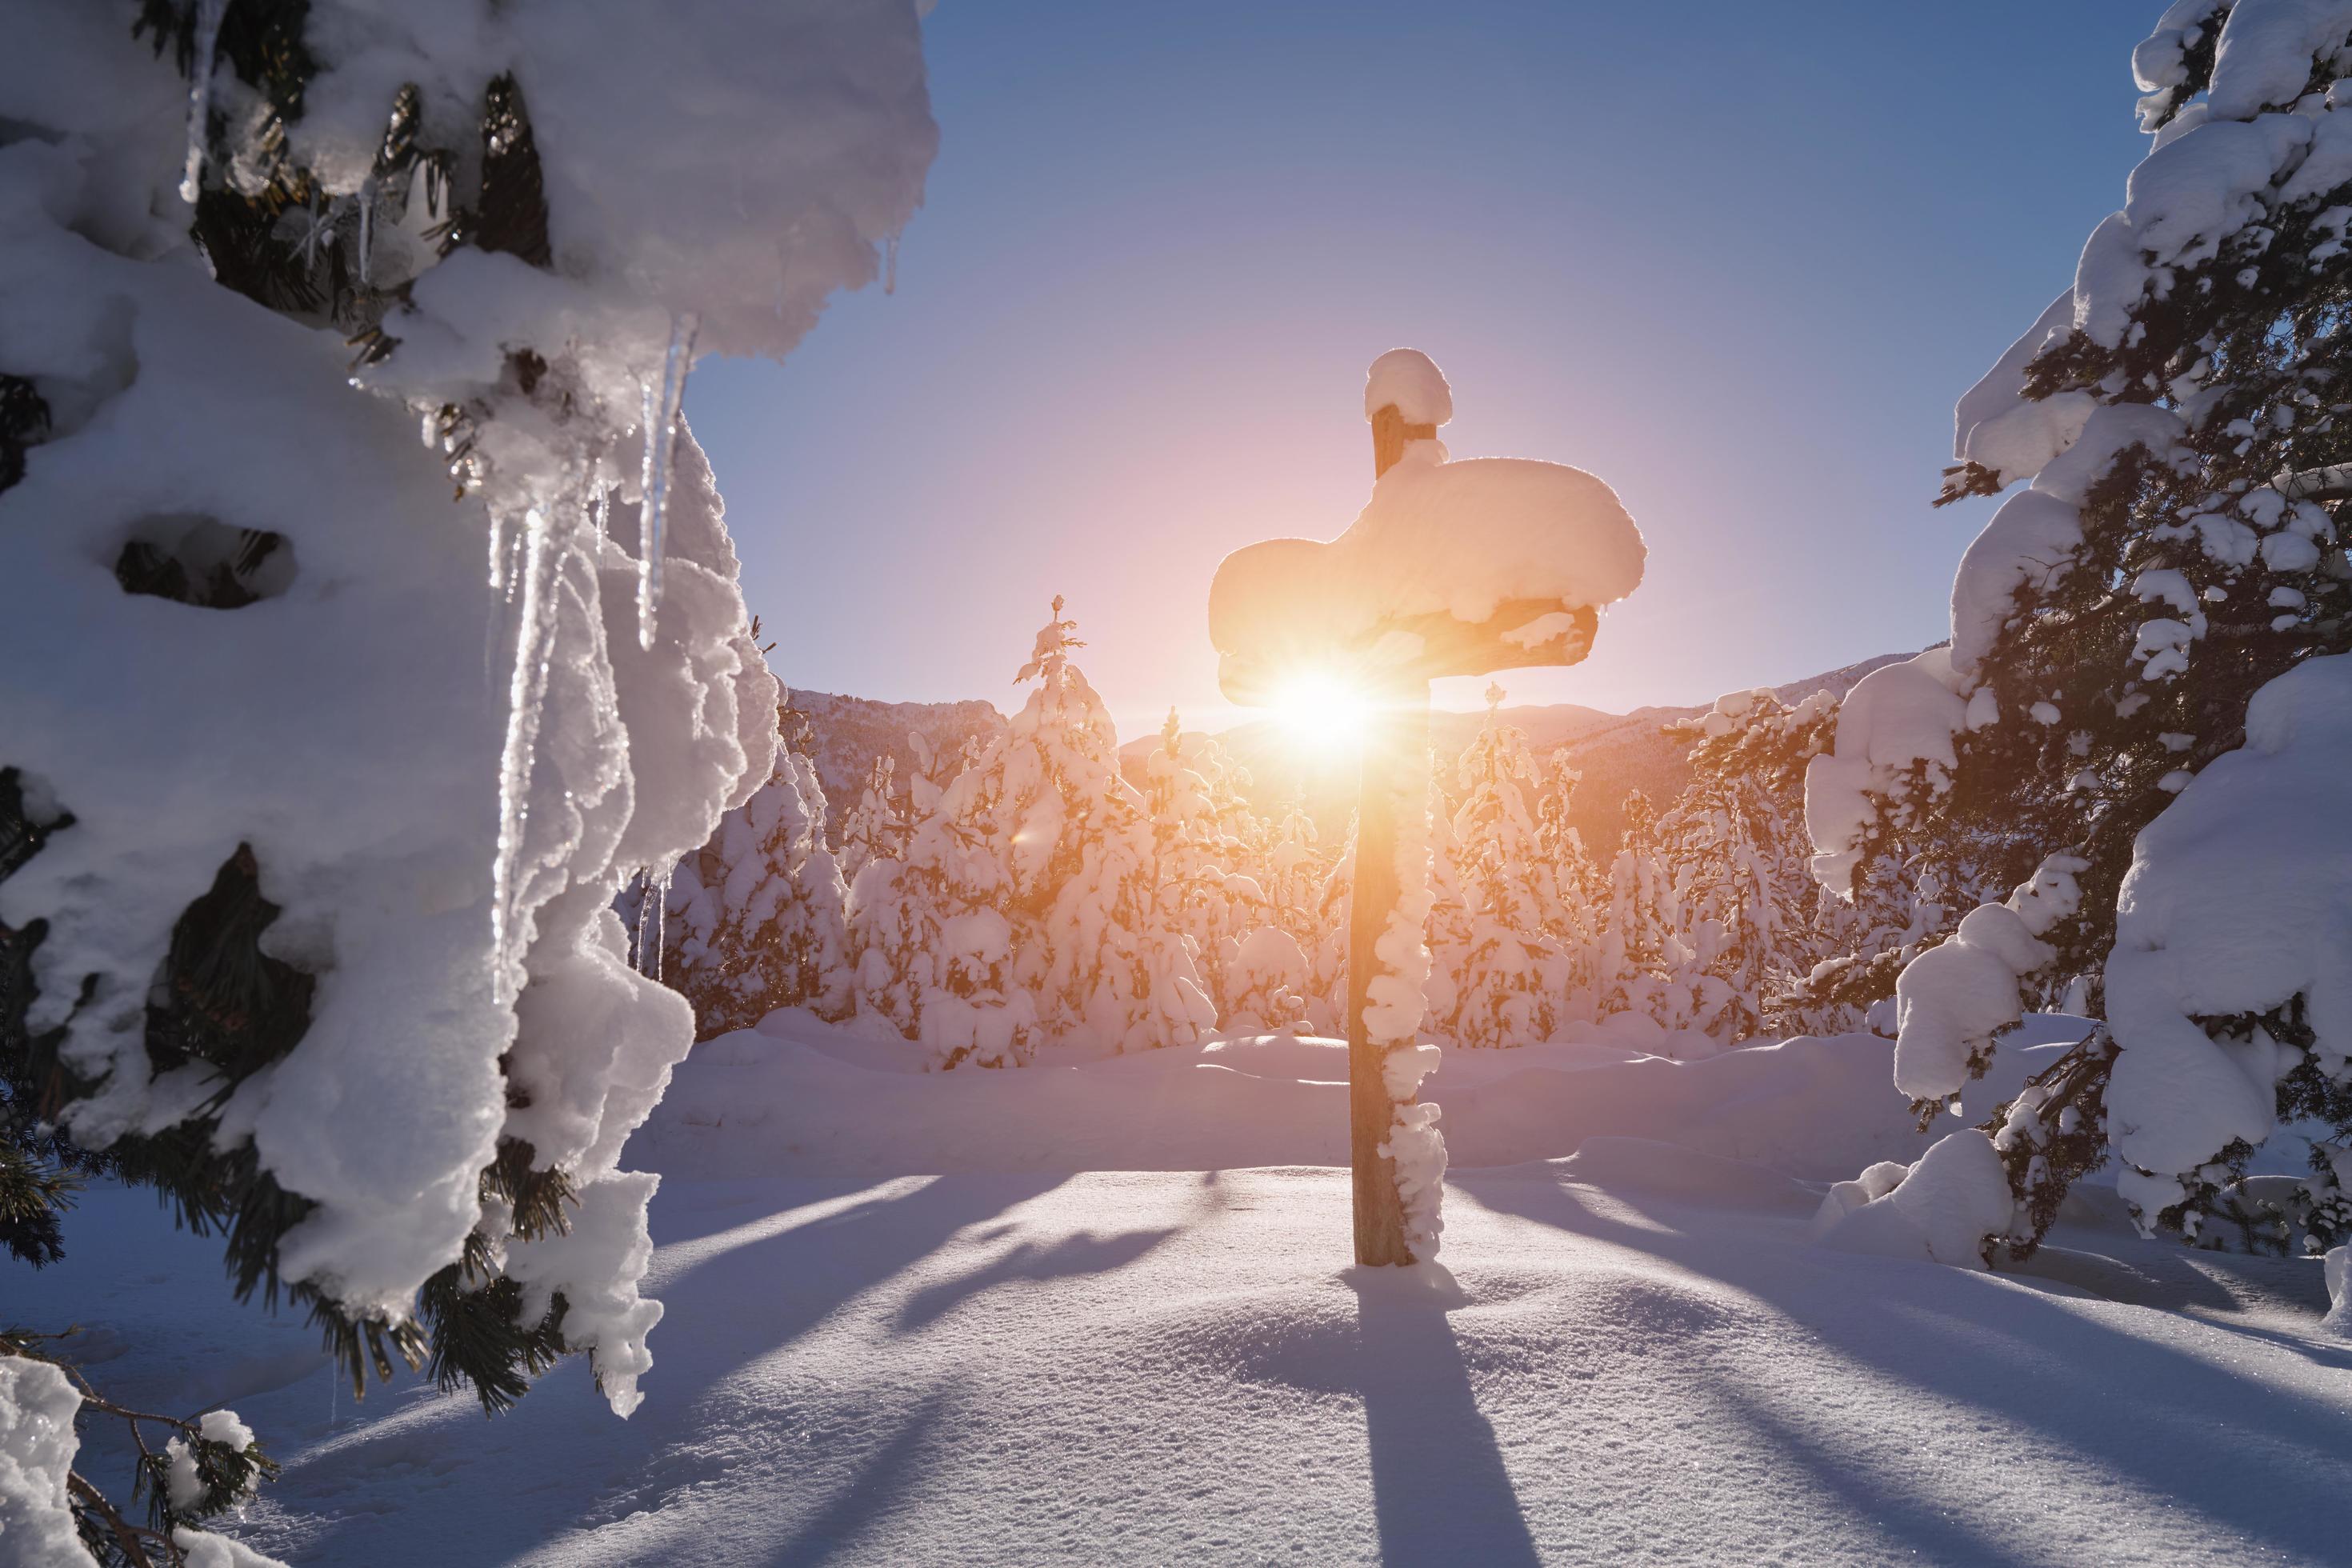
(1530, 745), (1606, 1016)
(0, 1), (933, 1540)
(1652, 688), (1842, 1042)
(1594, 790), (1681, 1024)
(1811, 0), (2352, 1266)
(656, 715), (852, 1040)
(1445, 686), (1571, 1047)
(1143, 710), (1273, 1022)
(997, 602), (1218, 1054)
(1262, 800), (1350, 1034)
(849, 602), (1215, 1065)
(835, 754), (907, 888)
(844, 746), (1037, 1067)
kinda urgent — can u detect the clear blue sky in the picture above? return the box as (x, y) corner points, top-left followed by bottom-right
(686, 0), (2152, 735)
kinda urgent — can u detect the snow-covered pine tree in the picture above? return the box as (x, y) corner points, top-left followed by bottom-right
(1594, 789), (1678, 1024)
(0, 3), (934, 1513)
(1145, 710), (1283, 1021)
(999, 603), (1218, 1054)
(835, 754), (907, 887)
(1530, 745), (1606, 1018)
(1445, 685), (1569, 1047)
(1418, 771), (1478, 1047)
(844, 740), (1035, 1068)
(1260, 799), (1349, 1034)
(1814, 0), (2352, 1262)
(658, 707), (852, 1039)
(1652, 688), (1841, 1042)
(848, 602), (1215, 1065)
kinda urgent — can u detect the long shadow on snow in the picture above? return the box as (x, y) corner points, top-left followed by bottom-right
(1227, 1268), (1540, 1567)
(1349, 1273), (1542, 1568)
(1453, 1169), (2352, 1562)
(761, 1387), (954, 1567)
(893, 1226), (1179, 1332)
(275, 1172), (1070, 1567)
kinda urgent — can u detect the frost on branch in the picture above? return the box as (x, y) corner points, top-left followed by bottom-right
(0, 1), (934, 1417)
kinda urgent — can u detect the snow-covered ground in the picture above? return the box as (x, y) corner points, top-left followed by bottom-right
(34, 1014), (2352, 1566)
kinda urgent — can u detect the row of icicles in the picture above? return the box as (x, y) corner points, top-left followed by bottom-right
(177, 17), (772, 995)
(489, 313), (697, 999)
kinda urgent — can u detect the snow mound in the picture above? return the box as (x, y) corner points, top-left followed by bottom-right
(1814, 1130), (2016, 1270)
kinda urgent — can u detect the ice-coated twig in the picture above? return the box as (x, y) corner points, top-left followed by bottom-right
(635, 312), (701, 650)
(178, 0), (230, 204)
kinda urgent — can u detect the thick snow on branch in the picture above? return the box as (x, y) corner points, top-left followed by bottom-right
(2106, 654), (2352, 1225)
(1891, 857), (2086, 1105)
(1951, 290), (2090, 487)
(1802, 649), (1966, 892)
(1211, 354), (1643, 686)
(0, 0), (933, 1412)
(0, 1357), (86, 1566)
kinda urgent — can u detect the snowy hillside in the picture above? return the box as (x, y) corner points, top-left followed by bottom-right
(34, 1011), (2352, 1566)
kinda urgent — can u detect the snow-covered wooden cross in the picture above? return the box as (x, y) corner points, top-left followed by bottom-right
(1208, 349), (1645, 1266)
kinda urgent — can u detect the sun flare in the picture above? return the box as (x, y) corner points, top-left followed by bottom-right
(1268, 669), (1369, 750)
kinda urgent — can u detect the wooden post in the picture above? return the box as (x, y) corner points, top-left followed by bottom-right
(1207, 361), (1622, 1268)
(1346, 672), (1426, 1266)
(1346, 404), (1434, 1267)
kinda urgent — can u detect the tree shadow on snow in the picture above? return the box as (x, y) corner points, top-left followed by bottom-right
(272, 1172), (1072, 1567)
(891, 1226), (1178, 1332)
(1451, 1170), (2352, 1562)
(1344, 1266), (1542, 1568)
(763, 1387), (954, 1566)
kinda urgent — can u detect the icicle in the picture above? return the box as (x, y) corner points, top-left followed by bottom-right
(486, 510), (510, 590)
(490, 504), (562, 998)
(651, 867), (671, 982)
(357, 174), (379, 286)
(178, 0), (229, 205)
(884, 232), (900, 296)
(631, 872), (655, 971)
(487, 490), (592, 999)
(634, 311), (700, 651)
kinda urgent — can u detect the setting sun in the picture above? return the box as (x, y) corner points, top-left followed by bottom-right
(1269, 669), (1370, 750)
